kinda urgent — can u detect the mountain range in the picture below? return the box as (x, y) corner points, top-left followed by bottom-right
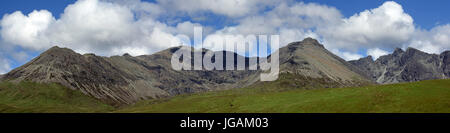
(1, 38), (448, 105)
(350, 47), (450, 84)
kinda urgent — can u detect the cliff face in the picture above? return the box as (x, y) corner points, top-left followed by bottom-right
(350, 48), (449, 84)
(2, 38), (371, 105)
(441, 51), (450, 77)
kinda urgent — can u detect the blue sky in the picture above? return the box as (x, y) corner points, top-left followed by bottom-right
(0, 0), (449, 73)
(1, 0), (449, 29)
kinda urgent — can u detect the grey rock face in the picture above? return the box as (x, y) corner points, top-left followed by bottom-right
(441, 51), (450, 77)
(2, 38), (370, 105)
(350, 48), (449, 84)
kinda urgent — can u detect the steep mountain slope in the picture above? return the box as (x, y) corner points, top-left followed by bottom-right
(350, 48), (450, 84)
(275, 38), (370, 87)
(2, 47), (260, 105)
(2, 38), (370, 105)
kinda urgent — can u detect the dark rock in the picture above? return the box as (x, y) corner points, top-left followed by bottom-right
(350, 47), (448, 84)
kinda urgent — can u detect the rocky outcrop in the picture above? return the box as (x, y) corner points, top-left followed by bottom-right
(350, 48), (449, 84)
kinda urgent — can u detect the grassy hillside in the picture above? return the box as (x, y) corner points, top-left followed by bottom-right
(117, 79), (450, 113)
(0, 78), (449, 113)
(0, 82), (114, 113)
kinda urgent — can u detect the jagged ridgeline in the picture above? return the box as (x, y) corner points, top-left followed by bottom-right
(350, 48), (450, 84)
(2, 38), (372, 105)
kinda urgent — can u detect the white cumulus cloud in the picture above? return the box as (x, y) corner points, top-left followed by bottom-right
(0, 0), (186, 56)
(367, 48), (389, 60)
(203, 1), (341, 52)
(1, 10), (55, 50)
(319, 1), (415, 52)
(331, 49), (363, 61)
(409, 24), (450, 54)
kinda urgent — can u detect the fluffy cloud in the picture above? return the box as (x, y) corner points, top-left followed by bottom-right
(367, 48), (389, 60)
(319, 1), (415, 52)
(409, 24), (450, 54)
(203, 1), (341, 53)
(1, 10), (55, 50)
(1, 0), (185, 56)
(331, 49), (363, 61)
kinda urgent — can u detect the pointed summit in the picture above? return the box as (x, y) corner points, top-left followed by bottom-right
(405, 47), (421, 53)
(302, 37), (319, 43)
(301, 37), (324, 48)
(123, 53), (132, 57)
(42, 46), (77, 57)
(362, 55), (374, 62)
(286, 37), (324, 49)
(393, 47), (404, 53)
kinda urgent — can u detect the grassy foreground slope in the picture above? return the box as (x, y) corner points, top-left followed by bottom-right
(0, 82), (114, 113)
(117, 79), (450, 113)
(0, 79), (448, 113)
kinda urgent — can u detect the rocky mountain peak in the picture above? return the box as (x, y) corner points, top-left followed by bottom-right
(350, 47), (449, 84)
(393, 47), (404, 55)
(405, 47), (425, 55)
(301, 37), (324, 48)
(43, 46), (77, 55)
(123, 53), (132, 57)
(285, 38), (325, 50)
(361, 55), (374, 62)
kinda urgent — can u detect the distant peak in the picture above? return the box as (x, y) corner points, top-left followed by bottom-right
(405, 47), (419, 52)
(287, 37), (324, 48)
(301, 37), (324, 48)
(123, 53), (132, 57)
(302, 37), (319, 43)
(302, 37), (320, 44)
(363, 55), (374, 61)
(351, 55), (374, 62)
(49, 46), (61, 49)
(45, 46), (74, 53)
(393, 47), (404, 54)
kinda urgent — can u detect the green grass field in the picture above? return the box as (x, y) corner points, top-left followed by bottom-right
(117, 79), (450, 113)
(0, 79), (449, 113)
(0, 82), (114, 113)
